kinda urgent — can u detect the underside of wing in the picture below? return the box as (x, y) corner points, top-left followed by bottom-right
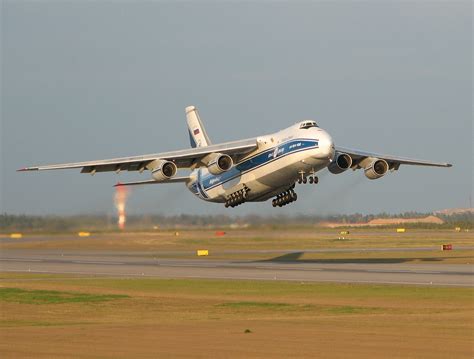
(114, 176), (191, 187)
(18, 138), (258, 174)
(336, 146), (452, 169)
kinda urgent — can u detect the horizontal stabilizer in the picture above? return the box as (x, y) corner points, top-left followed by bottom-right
(114, 176), (190, 187)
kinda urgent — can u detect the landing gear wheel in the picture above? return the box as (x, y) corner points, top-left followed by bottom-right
(309, 177), (314, 184)
(302, 177), (307, 184)
(313, 176), (319, 184)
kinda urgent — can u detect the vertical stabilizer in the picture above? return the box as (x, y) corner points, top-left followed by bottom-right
(186, 106), (211, 148)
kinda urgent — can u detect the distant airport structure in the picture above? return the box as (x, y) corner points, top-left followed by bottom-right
(19, 106), (452, 208)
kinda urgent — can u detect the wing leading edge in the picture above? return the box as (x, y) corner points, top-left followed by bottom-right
(336, 146), (452, 169)
(18, 138), (258, 173)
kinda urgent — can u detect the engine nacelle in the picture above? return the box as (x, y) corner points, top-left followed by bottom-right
(364, 159), (389, 180)
(206, 153), (233, 175)
(328, 153), (353, 174)
(150, 160), (177, 181)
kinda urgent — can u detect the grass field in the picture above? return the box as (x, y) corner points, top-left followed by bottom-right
(2, 228), (472, 265)
(1, 228), (473, 251)
(1, 228), (473, 357)
(1, 273), (473, 358)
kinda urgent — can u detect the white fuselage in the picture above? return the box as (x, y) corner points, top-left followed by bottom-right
(187, 123), (335, 203)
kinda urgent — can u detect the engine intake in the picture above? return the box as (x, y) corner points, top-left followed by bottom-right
(207, 154), (233, 175)
(364, 159), (389, 180)
(328, 153), (352, 174)
(150, 160), (177, 181)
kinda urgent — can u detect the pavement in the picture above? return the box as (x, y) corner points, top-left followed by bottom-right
(1, 249), (473, 286)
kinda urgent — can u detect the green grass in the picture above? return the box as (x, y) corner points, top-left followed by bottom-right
(0, 287), (128, 304)
(60, 277), (472, 302)
(215, 301), (385, 315)
(0, 320), (92, 327)
(324, 305), (382, 314)
(217, 301), (293, 309)
(1, 273), (473, 307)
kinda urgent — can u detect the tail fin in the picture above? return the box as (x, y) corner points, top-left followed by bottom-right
(186, 106), (211, 148)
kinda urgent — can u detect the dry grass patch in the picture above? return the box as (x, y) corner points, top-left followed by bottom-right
(0, 273), (473, 358)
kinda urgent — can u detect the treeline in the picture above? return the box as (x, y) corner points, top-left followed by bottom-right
(0, 211), (472, 232)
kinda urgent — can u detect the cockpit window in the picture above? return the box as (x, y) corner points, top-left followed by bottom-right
(299, 121), (318, 129)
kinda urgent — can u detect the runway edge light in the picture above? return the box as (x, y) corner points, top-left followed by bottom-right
(10, 233), (23, 239)
(396, 228), (406, 233)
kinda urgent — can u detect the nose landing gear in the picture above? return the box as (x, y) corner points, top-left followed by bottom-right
(297, 171), (318, 185)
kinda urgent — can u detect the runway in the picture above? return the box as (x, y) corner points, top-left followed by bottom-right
(1, 249), (472, 286)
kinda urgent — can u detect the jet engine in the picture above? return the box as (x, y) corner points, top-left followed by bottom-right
(364, 159), (389, 180)
(328, 153), (352, 174)
(149, 160), (177, 181)
(206, 153), (233, 175)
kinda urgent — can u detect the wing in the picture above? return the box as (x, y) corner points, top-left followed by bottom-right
(336, 146), (452, 169)
(18, 138), (258, 173)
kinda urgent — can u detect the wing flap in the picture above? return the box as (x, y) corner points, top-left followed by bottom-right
(114, 176), (191, 187)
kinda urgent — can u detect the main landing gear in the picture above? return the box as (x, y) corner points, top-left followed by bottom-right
(225, 187), (250, 208)
(272, 188), (297, 207)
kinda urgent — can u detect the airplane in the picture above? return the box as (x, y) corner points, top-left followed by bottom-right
(19, 106), (452, 208)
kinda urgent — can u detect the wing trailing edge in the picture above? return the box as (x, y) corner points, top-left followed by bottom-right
(114, 176), (191, 187)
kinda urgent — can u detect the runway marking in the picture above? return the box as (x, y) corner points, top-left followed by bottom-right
(5, 269), (473, 287)
(2, 258), (469, 276)
(71, 261), (125, 265)
(0, 258), (43, 262)
(164, 264), (220, 268)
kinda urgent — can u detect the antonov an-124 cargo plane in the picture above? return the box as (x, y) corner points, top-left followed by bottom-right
(19, 106), (452, 208)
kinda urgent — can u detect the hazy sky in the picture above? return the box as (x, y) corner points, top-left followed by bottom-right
(1, 1), (472, 216)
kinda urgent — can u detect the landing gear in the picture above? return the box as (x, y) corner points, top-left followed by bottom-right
(225, 186), (250, 208)
(272, 189), (298, 207)
(297, 172), (318, 185)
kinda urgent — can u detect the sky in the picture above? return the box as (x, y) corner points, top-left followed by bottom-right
(1, 1), (472, 217)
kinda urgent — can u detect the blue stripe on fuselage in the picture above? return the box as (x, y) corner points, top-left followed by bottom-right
(201, 138), (318, 191)
(196, 168), (209, 199)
